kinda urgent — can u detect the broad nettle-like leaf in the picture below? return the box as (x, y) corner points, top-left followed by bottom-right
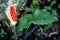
(16, 9), (58, 32)
(32, 9), (58, 25)
(16, 15), (31, 32)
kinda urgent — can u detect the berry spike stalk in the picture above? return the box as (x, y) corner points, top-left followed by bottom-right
(5, 5), (17, 40)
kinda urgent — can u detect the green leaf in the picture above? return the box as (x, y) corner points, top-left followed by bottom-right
(0, 6), (3, 12)
(2, 0), (8, 3)
(16, 17), (31, 32)
(42, 9), (47, 13)
(33, 9), (42, 19)
(22, 14), (33, 20)
(32, 9), (58, 25)
(44, 6), (52, 10)
(58, 4), (60, 9)
(52, 10), (57, 16)
(16, 0), (26, 13)
(47, 0), (51, 2)
(0, 29), (6, 37)
(33, 0), (40, 4)
(51, 0), (56, 6)
(16, 9), (58, 32)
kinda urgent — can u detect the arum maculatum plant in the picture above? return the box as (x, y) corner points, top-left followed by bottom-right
(0, 0), (59, 40)
(5, 0), (20, 40)
(6, 5), (18, 40)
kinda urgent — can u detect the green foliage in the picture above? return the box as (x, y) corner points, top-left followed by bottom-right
(16, 0), (58, 32)
(43, 24), (52, 31)
(16, 0), (27, 14)
(1, 0), (8, 3)
(0, 0), (59, 39)
(58, 37), (60, 40)
(16, 0), (23, 11)
(16, 17), (31, 32)
(16, 9), (58, 32)
(47, 0), (51, 2)
(58, 3), (60, 9)
(0, 29), (6, 37)
(32, 9), (58, 25)
(50, 0), (56, 6)
(51, 10), (57, 16)
(33, 0), (40, 4)
(0, 6), (3, 12)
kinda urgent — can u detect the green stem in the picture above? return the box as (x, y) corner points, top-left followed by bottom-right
(14, 26), (17, 40)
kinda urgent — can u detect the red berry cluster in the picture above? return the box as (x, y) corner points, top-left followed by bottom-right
(10, 6), (17, 22)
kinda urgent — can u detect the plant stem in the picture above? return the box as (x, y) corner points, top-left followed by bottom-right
(14, 26), (17, 40)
